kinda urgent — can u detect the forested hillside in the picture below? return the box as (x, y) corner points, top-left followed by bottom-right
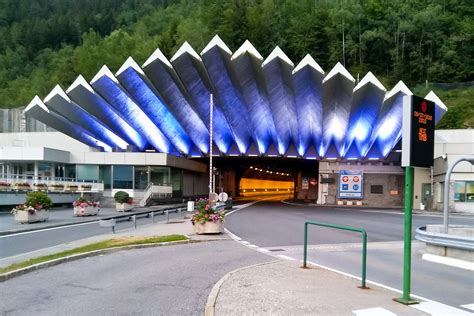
(0, 0), (472, 128)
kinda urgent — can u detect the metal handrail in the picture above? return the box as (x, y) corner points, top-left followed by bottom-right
(303, 220), (368, 289)
(415, 226), (474, 250)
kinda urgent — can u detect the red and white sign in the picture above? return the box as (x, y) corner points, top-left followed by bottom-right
(309, 178), (317, 186)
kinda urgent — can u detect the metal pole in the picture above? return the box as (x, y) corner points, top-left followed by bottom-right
(303, 222), (308, 268)
(395, 166), (418, 304)
(361, 231), (367, 289)
(209, 93), (214, 202)
(443, 157), (474, 233)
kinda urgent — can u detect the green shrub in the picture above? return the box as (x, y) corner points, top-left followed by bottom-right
(25, 191), (52, 209)
(114, 191), (130, 203)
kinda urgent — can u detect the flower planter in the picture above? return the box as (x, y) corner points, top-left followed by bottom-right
(79, 187), (92, 192)
(193, 221), (224, 234)
(0, 186), (11, 191)
(74, 205), (99, 216)
(49, 186), (64, 192)
(33, 186), (48, 191)
(15, 185), (30, 191)
(66, 186), (78, 192)
(116, 203), (133, 212)
(14, 209), (49, 223)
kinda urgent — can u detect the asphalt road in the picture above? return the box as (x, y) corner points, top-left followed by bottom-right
(226, 201), (473, 247)
(0, 240), (271, 315)
(225, 201), (474, 311)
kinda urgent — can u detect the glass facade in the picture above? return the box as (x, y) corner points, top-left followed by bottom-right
(77, 165), (99, 182)
(170, 168), (183, 197)
(150, 166), (170, 185)
(99, 165), (111, 189)
(134, 166), (148, 190)
(113, 165), (133, 189)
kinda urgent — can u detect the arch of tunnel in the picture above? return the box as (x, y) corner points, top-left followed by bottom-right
(22, 35), (447, 206)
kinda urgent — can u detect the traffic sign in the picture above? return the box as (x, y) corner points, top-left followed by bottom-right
(338, 170), (363, 198)
(218, 192), (228, 202)
(402, 95), (435, 168)
(309, 178), (317, 186)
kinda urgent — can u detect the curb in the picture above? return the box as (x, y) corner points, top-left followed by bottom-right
(204, 260), (280, 316)
(0, 238), (225, 282)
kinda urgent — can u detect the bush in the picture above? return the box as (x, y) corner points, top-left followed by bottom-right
(25, 191), (52, 209)
(114, 191), (130, 204)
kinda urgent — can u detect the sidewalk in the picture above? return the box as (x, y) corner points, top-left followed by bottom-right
(0, 203), (185, 235)
(212, 259), (431, 316)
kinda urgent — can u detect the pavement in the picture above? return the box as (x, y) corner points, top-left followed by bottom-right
(0, 203), (186, 235)
(1, 210), (435, 315)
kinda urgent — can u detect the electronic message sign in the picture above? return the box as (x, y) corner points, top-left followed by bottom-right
(338, 170), (363, 198)
(402, 95), (435, 168)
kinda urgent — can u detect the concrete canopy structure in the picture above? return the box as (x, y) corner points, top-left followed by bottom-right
(25, 35), (447, 159)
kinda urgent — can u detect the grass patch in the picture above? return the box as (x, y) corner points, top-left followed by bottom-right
(0, 234), (188, 275)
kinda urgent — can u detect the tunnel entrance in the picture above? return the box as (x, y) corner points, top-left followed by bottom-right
(195, 157), (319, 200)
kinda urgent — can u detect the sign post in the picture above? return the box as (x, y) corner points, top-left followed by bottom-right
(395, 95), (435, 305)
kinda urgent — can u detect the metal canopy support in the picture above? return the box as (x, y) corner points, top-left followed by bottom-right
(443, 156), (474, 233)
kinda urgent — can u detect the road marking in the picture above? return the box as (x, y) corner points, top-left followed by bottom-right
(353, 307), (396, 316)
(248, 244), (258, 248)
(0, 221), (98, 238)
(422, 253), (474, 271)
(460, 303), (474, 311)
(277, 255), (296, 261)
(257, 248), (270, 253)
(304, 259), (471, 316)
(226, 196), (282, 216)
(240, 241), (250, 245)
(411, 301), (473, 315)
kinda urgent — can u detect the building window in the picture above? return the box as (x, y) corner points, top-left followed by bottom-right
(150, 166), (170, 185)
(467, 182), (474, 202)
(371, 185), (383, 194)
(77, 165), (99, 182)
(99, 165), (111, 189)
(65, 164), (76, 180)
(134, 166), (148, 190)
(113, 165), (133, 189)
(170, 168), (183, 197)
(454, 181), (474, 202)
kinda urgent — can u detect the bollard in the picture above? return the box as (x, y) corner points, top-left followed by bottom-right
(166, 210), (169, 222)
(130, 215), (136, 229)
(151, 211), (154, 223)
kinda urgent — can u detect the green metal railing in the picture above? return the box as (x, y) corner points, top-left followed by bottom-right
(303, 220), (368, 289)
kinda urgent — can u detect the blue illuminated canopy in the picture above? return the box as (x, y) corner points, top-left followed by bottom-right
(25, 35), (447, 159)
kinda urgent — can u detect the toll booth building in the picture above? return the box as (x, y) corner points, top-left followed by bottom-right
(1, 36), (469, 212)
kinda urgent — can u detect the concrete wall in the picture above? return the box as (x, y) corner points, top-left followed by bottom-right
(319, 161), (405, 207)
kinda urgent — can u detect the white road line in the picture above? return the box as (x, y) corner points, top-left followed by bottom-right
(0, 221), (98, 238)
(422, 253), (474, 271)
(257, 248), (270, 253)
(304, 259), (471, 316)
(411, 301), (473, 315)
(248, 244), (258, 248)
(460, 303), (474, 311)
(240, 241), (250, 245)
(277, 255), (296, 261)
(352, 307), (396, 316)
